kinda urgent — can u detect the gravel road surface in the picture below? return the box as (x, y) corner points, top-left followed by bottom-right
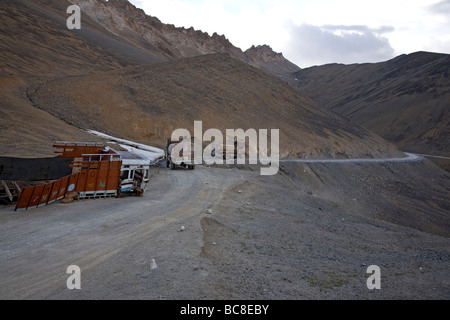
(0, 160), (448, 300)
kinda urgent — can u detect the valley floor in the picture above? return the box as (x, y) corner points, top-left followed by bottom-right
(0, 160), (448, 300)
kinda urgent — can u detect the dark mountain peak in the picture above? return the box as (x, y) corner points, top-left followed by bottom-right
(68, 0), (300, 80)
(244, 45), (300, 80)
(106, 0), (140, 11)
(245, 45), (284, 62)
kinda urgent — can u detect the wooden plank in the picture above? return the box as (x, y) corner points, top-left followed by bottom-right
(27, 185), (45, 209)
(53, 143), (105, 158)
(12, 181), (21, 195)
(85, 169), (98, 192)
(1, 180), (13, 202)
(47, 179), (61, 204)
(38, 182), (53, 207)
(57, 176), (70, 200)
(76, 170), (88, 192)
(96, 162), (109, 191)
(15, 186), (34, 211)
(106, 160), (121, 191)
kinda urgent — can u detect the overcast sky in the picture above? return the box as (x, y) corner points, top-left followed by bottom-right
(129, 0), (450, 68)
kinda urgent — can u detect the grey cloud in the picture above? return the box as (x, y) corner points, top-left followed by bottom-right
(321, 25), (394, 35)
(428, 0), (450, 16)
(284, 23), (395, 67)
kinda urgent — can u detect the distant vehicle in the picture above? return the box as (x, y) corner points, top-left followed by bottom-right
(210, 140), (240, 160)
(209, 139), (248, 162)
(166, 138), (196, 170)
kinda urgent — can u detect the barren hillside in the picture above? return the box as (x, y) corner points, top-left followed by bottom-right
(1, 0), (299, 156)
(27, 53), (401, 159)
(293, 52), (450, 157)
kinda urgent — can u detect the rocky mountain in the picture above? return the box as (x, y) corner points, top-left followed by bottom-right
(1, 0), (449, 303)
(293, 52), (450, 157)
(27, 53), (400, 159)
(245, 45), (300, 82)
(0, 0), (297, 78)
(70, 0), (245, 60)
(69, 0), (299, 78)
(0, 0), (400, 160)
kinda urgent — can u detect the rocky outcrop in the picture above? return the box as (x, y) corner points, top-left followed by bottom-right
(69, 0), (298, 78)
(245, 45), (300, 81)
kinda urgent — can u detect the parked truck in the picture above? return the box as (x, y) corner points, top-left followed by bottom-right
(14, 141), (153, 210)
(166, 138), (196, 170)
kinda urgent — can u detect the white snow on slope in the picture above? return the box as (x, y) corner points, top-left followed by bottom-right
(86, 130), (165, 164)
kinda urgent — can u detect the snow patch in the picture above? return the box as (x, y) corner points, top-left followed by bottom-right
(86, 130), (165, 163)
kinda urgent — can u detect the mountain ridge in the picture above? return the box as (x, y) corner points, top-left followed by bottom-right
(0, 0), (444, 162)
(27, 53), (401, 159)
(68, 0), (300, 79)
(293, 51), (450, 157)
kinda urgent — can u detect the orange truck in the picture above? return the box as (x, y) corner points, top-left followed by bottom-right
(14, 142), (151, 210)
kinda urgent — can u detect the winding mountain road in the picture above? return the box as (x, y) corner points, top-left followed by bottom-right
(279, 152), (423, 164)
(1, 151), (448, 300)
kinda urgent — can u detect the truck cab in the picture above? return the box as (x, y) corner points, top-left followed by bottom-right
(117, 153), (151, 196)
(166, 139), (196, 170)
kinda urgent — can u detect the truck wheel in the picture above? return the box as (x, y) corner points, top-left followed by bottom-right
(170, 159), (176, 170)
(166, 159), (170, 168)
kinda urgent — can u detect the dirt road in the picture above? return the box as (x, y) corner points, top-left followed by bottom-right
(0, 164), (242, 299)
(0, 161), (448, 299)
(280, 152), (423, 163)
